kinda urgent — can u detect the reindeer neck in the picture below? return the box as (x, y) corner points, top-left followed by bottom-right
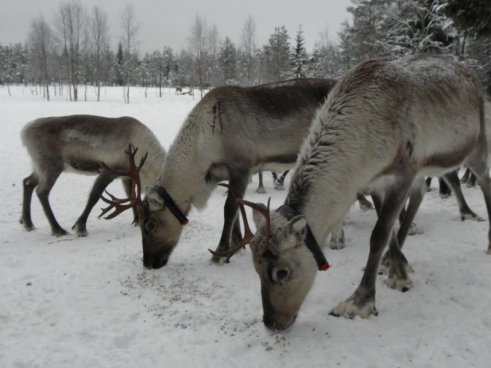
(157, 119), (208, 214)
(285, 106), (377, 245)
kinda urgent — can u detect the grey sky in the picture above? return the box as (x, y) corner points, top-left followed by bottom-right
(0, 0), (352, 52)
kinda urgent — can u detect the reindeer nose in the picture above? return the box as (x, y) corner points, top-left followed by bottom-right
(263, 314), (296, 331)
(143, 255), (169, 269)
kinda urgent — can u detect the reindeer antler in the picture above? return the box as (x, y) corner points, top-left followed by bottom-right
(209, 184), (271, 262)
(99, 144), (148, 220)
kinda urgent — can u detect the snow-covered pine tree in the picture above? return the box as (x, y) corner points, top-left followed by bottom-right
(290, 26), (307, 78)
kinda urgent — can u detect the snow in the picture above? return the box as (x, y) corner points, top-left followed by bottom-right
(1, 85), (490, 368)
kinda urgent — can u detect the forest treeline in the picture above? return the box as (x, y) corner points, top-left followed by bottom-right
(0, 0), (490, 102)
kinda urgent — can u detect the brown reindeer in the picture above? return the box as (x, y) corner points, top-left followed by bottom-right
(218, 55), (491, 330)
(20, 115), (165, 236)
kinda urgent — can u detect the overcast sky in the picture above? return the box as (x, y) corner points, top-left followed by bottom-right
(0, 0), (352, 52)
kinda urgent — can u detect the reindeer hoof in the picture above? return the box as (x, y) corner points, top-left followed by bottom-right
(384, 275), (413, 292)
(408, 223), (423, 236)
(72, 223), (88, 237)
(256, 187), (267, 194)
(486, 247), (491, 255)
(330, 299), (378, 319)
(329, 240), (345, 250)
(20, 219), (35, 231)
(52, 229), (68, 237)
(461, 212), (485, 222)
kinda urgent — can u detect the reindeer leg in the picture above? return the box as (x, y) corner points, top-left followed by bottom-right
(329, 220), (346, 249)
(438, 177), (451, 198)
(382, 178), (426, 291)
(36, 169), (67, 237)
(465, 152), (491, 254)
(20, 173), (39, 231)
(331, 176), (413, 318)
(256, 172), (266, 193)
(212, 168), (250, 264)
(443, 171), (483, 221)
(231, 216), (242, 246)
(72, 171), (117, 236)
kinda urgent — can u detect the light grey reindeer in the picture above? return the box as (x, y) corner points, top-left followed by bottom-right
(222, 55), (491, 330)
(20, 115), (165, 236)
(102, 78), (337, 269)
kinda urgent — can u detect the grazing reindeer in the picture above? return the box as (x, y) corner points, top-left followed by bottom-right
(20, 115), (165, 236)
(103, 79), (337, 268)
(220, 55), (491, 330)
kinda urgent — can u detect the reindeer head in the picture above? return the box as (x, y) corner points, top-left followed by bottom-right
(100, 145), (188, 269)
(137, 186), (188, 268)
(212, 195), (328, 331)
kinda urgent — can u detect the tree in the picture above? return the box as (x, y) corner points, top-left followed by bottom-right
(120, 3), (140, 103)
(28, 16), (53, 100)
(263, 26), (290, 82)
(89, 6), (109, 101)
(381, 0), (454, 57)
(291, 26), (308, 78)
(444, 0), (491, 38)
(55, 0), (86, 101)
(240, 15), (257, 85)
(115, 42), (124, 86)
(207, 24), (221, 86)
(188, 13), (208, 96)
(308, 26), (341, 77)
(219, 37), (237, 84)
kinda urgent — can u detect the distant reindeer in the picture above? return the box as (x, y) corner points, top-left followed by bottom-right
(20, 115), (165, 236)
(272, 170), (290, 190)
(102, 78), (337, 268)
(175, 86), (183, 95)
(217, 55), (491, 330)
(255, 170), (290, 193)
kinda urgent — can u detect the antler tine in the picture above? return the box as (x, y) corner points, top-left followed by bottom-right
(99, 191), (134, 219)
(208, 197), (255, 261)
(209, 183), (272, 262)
(98, 144), (147, 220)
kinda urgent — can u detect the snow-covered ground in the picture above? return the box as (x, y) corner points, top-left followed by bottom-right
(1, 85), (490, 368)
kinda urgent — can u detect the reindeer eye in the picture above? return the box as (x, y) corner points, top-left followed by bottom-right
(272, 267), (291, 284)
(144, 220), (157, 234)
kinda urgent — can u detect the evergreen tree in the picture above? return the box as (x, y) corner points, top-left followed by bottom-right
(291, 26), (308, 78)
(263, 26), (290, 82)
(218, 37), (237, 84)
(444, 0), (491, 37)
(115, 42), (124, 86)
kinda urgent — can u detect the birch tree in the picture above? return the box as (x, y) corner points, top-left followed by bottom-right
(89, 6), (109, 101)
(28, 16), (53, 101)
(120, 4), (139, 103)
(188, 13), (207, 97)
(55, 0), (86, 101)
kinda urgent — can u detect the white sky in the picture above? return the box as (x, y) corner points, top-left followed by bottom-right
(0, 0), (352, 52)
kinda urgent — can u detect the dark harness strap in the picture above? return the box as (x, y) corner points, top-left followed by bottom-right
(277, 204), (330, 271)
(153, 185), (189, 225)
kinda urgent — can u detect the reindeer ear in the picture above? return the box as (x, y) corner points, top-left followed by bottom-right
(279, 215), (308, 251)
(145, 186), (165, 211)
(252, 203), (268, 228)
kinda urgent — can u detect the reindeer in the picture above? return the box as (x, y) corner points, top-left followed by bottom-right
(215, 55), (491, 330)
(20, 115), (165, 237)
(101, 79), (337, 268)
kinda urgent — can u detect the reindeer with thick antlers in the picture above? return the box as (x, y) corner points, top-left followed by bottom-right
(20, 115), (165, 236)
(214, 55), (491, 330)
(102, 78), (337, 268)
